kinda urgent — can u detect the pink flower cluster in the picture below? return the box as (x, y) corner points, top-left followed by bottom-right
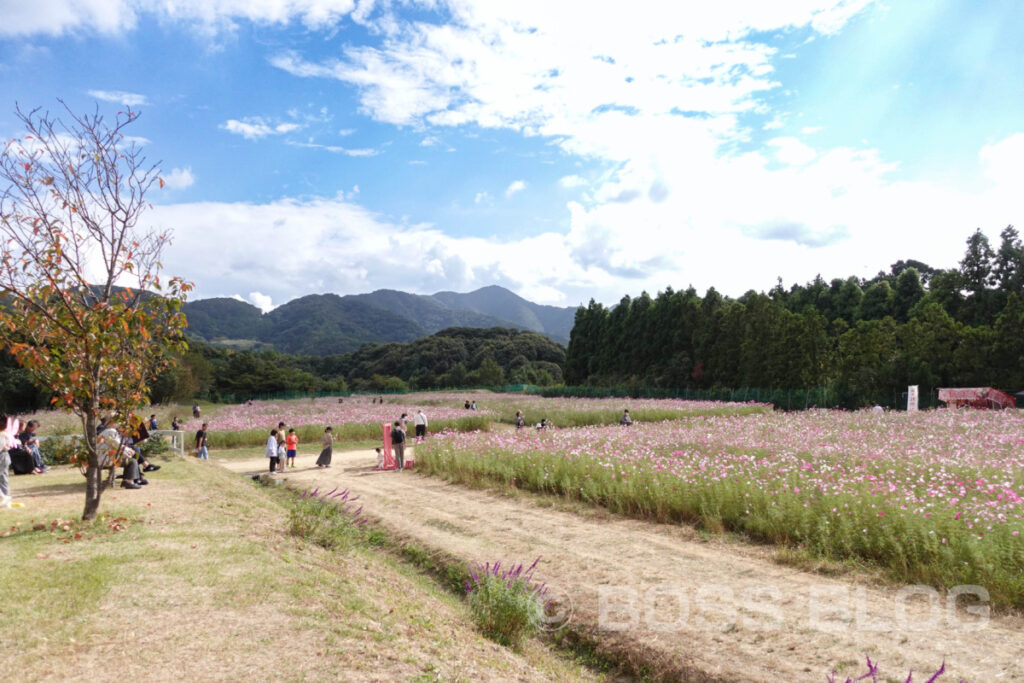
(422, 408), (1024, 537)
(181, 396), (488, 432)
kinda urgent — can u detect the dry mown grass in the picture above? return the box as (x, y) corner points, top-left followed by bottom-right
(0, 459), (604, 682)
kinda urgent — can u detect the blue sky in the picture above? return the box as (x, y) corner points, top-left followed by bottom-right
(1, 0), (1022, 310)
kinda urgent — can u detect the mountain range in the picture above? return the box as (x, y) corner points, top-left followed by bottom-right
(182, 285), (578, 356)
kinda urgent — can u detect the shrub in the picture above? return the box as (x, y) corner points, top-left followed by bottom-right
(288, 487), (367, 551)
(38, 436), (86, 466)
(465, 557), (546, 648)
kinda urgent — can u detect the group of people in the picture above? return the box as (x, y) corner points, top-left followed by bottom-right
(264, 419), (348, 474)
(2, 415), (51, 508)
(463, 399), (478, 410)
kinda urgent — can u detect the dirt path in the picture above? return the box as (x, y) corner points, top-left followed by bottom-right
(219, 448), (1023, 681)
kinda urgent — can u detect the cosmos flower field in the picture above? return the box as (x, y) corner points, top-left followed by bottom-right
(416, 408), (1024, 608)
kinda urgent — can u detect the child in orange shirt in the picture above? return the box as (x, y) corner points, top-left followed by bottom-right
(285, 428), (298, 468)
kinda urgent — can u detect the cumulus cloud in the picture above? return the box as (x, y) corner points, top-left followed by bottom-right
(248, 292), (276, 312)
(87, 89), (149, 106)
(979, 133), (1024, 187)
(505, 180), (527, 198)
(162, 167), (196, 189)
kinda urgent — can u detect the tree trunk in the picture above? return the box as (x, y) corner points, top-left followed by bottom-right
(82, 460), (103, 521)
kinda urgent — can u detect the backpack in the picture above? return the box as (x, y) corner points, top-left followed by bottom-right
(392, 429), (405, 444)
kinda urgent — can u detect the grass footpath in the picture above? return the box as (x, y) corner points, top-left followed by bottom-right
(0, 459), (603, 682)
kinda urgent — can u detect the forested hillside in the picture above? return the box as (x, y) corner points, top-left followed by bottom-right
(145, 327), (565, 403)
(565, 227), (1024, 406)
(182, 285), (576, 353)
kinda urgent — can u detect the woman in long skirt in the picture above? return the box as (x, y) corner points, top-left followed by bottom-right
(316, 426), (334, 468)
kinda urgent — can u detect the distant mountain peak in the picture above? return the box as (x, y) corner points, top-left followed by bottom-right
(183, 284), (576, 355)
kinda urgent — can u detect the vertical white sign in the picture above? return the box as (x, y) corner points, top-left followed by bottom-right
(907, 385), (919, 412)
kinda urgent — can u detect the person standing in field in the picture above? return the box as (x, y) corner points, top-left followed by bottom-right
(391, 420), (406, 471)
(192, 403), (201, 419)
(514, 410), (525, 430)
(266, 429), (279, 474)
(148, 414), (158, 431)
(171, 416), (181, 431)
(1, 426), (13, 508)
(285, 428), (298, 468)
(316, 426), (334, 468)
(414, 409), (428, 441)
(195, 422), (209, 460)
(275, 421), (286, 472)
(399, 413), (409, 432)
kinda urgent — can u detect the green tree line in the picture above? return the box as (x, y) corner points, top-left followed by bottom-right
(145, 326), (564, 403)
(565, 226), (1024, 407)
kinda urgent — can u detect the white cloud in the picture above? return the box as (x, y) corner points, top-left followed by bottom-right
(0, 0), (363, 37)
(474, 191), (491, 204)
(222, 117), (303, 140)
(505, 180), (527, 198)
(87, 89), (149, 106)
(420, 135), (439, 146)
(980, 133), (1024, 187)
(162, 167), (196, 189)
(248, 292), (276, 312)
(767, 137), (818, 166)
(558, 174), (588, 188)
(287, 140), (378, 156)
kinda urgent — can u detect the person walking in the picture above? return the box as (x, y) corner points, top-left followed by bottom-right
(195, 422), (209, 460)
(414, 409), (428, 441)
(266, 429), (280, 474)
(391, 420), (406, 471)
(316, 427), (334, 468)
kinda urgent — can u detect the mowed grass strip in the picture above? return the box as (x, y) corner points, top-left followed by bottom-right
(0, 460), (602, 682)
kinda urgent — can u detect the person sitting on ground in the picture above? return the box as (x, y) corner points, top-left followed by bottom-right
(375, 447), (384, 469)
(620, 409), (632, 426)
(120, 419), (161, 473)
(471, 400), (478, 411)
(96, 415), (109, 435)
(464, 399), (471, 410)
(537, 418), (549, 430)
(18, 420), (48, 473)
